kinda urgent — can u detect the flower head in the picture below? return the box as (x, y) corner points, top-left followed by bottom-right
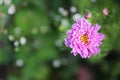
(64, 18), (105, 58)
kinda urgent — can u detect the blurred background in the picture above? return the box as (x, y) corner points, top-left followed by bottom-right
(0, 0), (120, 80)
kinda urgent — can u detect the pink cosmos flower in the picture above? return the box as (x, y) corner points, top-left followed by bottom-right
(64, 18), (105, 58)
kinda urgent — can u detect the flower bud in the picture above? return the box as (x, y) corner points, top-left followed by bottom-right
(102, 8), (109, 16)
(84, 12), (92, 19)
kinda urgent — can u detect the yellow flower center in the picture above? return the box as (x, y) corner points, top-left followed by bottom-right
(80, 34), (89, 45)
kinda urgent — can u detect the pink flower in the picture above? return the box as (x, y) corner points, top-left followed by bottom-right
(64, 18), (105, 58)
(102, 8), (109, 16)
(84, 12), (92, 19)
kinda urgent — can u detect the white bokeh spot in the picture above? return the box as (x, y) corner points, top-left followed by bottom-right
(52, 59), (61, 68)
(20, 37), (27, 45)
(16, 59), (24, 67)
(8, 4), (16, 15)
(4, 0), (11, 5)
(72, 13), (82, 21)
(13, 40), (19, 47)
(70, 6), (77, 13)
(0, 0), (3, 5)
(58, 7), (68, 16)
(8, 35), (14, 41)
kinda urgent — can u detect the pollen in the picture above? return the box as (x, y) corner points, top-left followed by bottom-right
(80, 34), (89, 45)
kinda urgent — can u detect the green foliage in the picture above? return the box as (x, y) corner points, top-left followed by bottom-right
(0, 49), (8, 63)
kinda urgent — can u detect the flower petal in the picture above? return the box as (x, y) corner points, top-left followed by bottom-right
(98, 33), (105, 40)
(92, 47), (100, 54)
(92, 24), (101, 32)
(64, 38), (70, 47)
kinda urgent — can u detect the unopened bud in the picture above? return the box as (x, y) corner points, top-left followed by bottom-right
(84, 12), (92, 19)
(102, 8), (109, 16)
